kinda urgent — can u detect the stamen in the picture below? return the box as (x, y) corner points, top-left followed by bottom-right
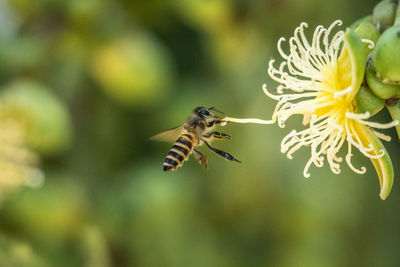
(345, 111), (370, 120)
(334, 86), (352, 98)
(345, 141), (367, 174)
(357, 119), (399, 129)
(222, 117), (275, 125)
(277, 38), (289, 59)
(361, 39), (375, 49)
(373, 130), (391, 142)
(262, 83), (282, 101)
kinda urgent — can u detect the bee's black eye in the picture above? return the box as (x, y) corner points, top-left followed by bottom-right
(197, 108), (210, 117)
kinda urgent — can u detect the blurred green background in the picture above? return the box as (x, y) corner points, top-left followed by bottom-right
(0, 0), (399, 266)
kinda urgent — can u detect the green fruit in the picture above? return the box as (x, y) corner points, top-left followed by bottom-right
(366, 59), (400, 99)
(355, 85), (385, 115)
(372, 25), (400, 83)
(372, 0), (397, 32)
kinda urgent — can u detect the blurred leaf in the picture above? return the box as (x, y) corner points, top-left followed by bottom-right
(80, 225), (111, 267)
(0, 35), (48, 77)
(0, 234), (48, 267)
(0, 176), (89, 240)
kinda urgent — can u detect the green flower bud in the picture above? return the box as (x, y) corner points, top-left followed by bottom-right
(355, 22), (380, 42)
(350, 15), (372, 30)
(372, 0), (397, 32)
(354, 22), (380, 53)
(355, 85), (385, 115)
(366, 58), (400, 99)
(372, 25), (400, 83)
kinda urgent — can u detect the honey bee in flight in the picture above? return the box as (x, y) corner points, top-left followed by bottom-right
(151, 106), (241, 171)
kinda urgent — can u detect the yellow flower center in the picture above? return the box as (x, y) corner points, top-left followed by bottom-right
(263, 20), (398, 178)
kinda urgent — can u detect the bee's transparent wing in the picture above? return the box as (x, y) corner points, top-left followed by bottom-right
(150, 125), (184, 143)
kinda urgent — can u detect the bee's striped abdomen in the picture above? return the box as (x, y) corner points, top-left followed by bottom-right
(163, 133), (195, 171)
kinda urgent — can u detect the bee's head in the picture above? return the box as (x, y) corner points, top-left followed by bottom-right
(194, 106), (224, 119)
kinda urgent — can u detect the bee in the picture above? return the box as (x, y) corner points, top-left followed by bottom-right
(151, 106), (241, 171)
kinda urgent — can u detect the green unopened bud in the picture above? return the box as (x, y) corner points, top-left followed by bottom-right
(386, 98), (400, 139)
(355, 22), (380, 42)
(372, 25), (400, 83)
(355, 85), (385, 115)
(372, 0), (397, 32)
(366, 59), (400, 99)
(350, 15), (372, 30)
(354, 22), (380, 53)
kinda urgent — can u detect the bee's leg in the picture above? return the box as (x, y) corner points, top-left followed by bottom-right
(207, 119), (223, 127)
(204, 131), (231, 140)
(201, 140), (241, 163)
(193, 149), (208, 169)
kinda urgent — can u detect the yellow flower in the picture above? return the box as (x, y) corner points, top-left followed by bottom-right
(262, 20), (398, 198)
(0, 118), (43, 202)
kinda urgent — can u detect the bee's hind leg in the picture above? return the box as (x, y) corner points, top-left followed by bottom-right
(202, 140), (241, 163)
(193, 149), (208, 169)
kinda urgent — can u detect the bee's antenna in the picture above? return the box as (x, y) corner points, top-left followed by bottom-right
(208, 107), (225, 114)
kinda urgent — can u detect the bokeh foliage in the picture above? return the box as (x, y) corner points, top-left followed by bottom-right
(0, 0), (399, 266)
